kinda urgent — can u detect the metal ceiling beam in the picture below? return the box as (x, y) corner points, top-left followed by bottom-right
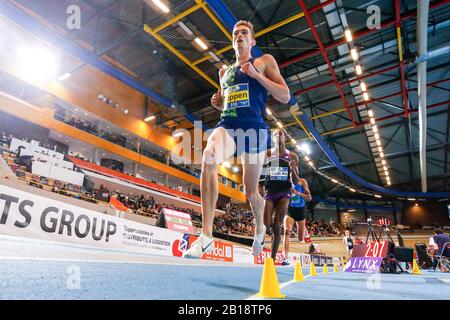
(417, 0), (430, 192)
(202, 0), (263, 58)
(394, 0), (409, 116)
(293, 98), (450, 142)
(310, 77), (450, 121)
(297, 0), (356, 127)
(279, 0), (450, 69)
(298, 109), (450, 197)
(191, 0), (338, 66)
(325, 106), (450, 146)
(318, 141), (449, 171)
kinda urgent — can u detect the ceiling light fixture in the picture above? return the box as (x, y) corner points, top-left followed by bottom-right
(194, 37), (208, 50)
(344, 29), (353, 42)
(152, 0), (170, 13)
(350, 48), (358, 61)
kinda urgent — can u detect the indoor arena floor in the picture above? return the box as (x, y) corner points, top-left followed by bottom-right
(0, 234), (449, 300)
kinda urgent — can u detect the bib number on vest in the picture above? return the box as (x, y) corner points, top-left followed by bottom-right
(224, 83), (250, 110)
(270, 167), (288, 181)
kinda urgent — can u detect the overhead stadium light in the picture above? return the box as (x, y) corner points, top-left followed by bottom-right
(355, 64), (362, 75)
(363, 92), (369, 101)
(178, 21), (193, 36)
(300, 143), (311, 155)
(58, 73), (71, 81)
(144, 115), (156, 122)
(368, 110), (374, 117)
(350, 48), (358, 61)
(208, 51), (221, 62)
(153, 0), (170, 13)
(360, 82), (367, 92)
(266, 108), (272, 115)
(276, 121), (283, 128)
(194, 37), (208, 50)
(16, 47), (58, 81)
(345, 29), (353, 42)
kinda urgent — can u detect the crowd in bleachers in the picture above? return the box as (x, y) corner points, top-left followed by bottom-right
(306, 219), (343, 237)
(2, 134), (345, 240)
(54, 111), (200, 178)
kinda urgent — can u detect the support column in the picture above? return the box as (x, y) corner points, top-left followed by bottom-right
(133, 162), (139, 177)
(92, 148), (99, 164)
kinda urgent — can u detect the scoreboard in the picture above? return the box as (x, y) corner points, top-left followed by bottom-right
(352, 241), (392, 258)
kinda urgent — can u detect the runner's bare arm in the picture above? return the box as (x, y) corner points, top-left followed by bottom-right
(211, 67), (227, 111)
(301, 179), (312, 201)
(289, 152), (300, 184)
(241, 54), (290, 104)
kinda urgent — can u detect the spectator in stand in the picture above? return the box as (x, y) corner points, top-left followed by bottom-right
(431, 228), (450, 270)
(94, 184), (110, 202)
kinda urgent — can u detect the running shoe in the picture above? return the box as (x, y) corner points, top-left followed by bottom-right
(252, 225), (266, 256)
(281, 258), (291, 266)
(183, 234), (214, 259)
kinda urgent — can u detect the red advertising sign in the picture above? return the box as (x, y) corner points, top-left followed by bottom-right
(352, 241), (391, 258)
(187, 235), (233, 262)
(254, 249), (284, 265)
(203, 241), (233, 263)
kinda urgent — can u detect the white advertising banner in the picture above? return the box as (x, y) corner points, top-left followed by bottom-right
(9, 138), (64, 161)
(31, 161), (84, 186)
(49, 165), (84, 186)
(9, 137), (30, 153)
(288, 252), (312, 266)
(0, 184), (184, 257)
(232, 246), (254, 264)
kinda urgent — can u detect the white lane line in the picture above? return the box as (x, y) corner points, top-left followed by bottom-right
(0, 255), (260, 268)
(439, 278), (450, 283)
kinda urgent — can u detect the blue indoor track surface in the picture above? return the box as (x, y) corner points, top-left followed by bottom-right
(0, 235), (449, 300)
